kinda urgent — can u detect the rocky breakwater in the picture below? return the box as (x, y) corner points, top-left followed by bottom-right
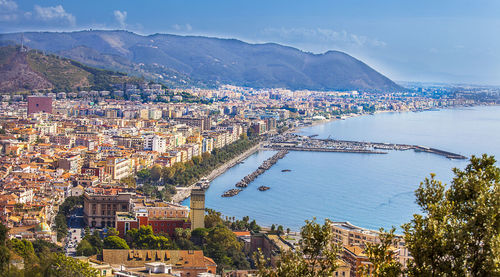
(221, 150), (288, 197)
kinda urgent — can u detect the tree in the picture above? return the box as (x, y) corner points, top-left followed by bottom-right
(205, 209), (224, 228)
(9, 239), (37, 263)
(106, 227), (119, 237)
(0, 223), (10, 273)
(76, 239), (95, 256)
(255, 218), (341, 277)
(126, 226), (171, 249)
(47, 253), (98, 277)
(403, 154), (500, 276)
(137, 169), (151, 182)
(359, 227), (402, 277)
(103, 236), (129, 249)
(120, 175), (136, 188)
(151, 165), (162, 182)
(205, 225), (245, 273)
(277, 225), (284, 236)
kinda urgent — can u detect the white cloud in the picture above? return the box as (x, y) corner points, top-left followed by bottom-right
(0, 0), (17, 11)
(0, 0), (19, 22)
(34, 5), (76, 26)
(114, 10), (127, 29)
(173, 23), (193, 32)
(263, 27), (386, 49)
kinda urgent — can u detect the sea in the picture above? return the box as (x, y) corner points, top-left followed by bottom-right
(183, 105), (500, 232)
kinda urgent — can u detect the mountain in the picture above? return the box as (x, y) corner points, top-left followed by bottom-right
(0, 30), (403, 92)
(0, 45), (141, 93)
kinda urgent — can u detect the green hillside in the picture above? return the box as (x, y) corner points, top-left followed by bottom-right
(0, 45), (143, 93)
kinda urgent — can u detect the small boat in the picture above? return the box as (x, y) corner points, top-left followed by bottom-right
(281, 169), (291, 172)
(258, 186), (270, 191)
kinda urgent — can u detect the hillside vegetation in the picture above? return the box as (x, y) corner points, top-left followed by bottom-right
(0, 45), (142, 93)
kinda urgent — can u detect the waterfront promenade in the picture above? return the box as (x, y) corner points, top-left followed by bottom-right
(172, 142), (262, 203)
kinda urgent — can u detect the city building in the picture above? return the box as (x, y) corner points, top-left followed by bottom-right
(190, 185), (205, 230)
(101, 249), (217, 277)
(83, 192), (133, 228)
(27, 96), (52, 115)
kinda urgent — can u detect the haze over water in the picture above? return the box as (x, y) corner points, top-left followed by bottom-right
(184, 106), (500, 232)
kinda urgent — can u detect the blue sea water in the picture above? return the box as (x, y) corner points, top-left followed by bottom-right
(183, 106), (500, 232)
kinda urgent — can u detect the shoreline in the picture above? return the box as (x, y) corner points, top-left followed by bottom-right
(172, 142), (262, 204)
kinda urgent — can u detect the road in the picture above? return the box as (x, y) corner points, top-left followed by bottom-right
(65, 208), (84, 256)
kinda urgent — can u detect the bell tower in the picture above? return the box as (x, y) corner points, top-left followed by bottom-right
(190, 185), (205, 230)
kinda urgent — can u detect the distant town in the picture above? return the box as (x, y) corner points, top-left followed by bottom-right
(0, 82), (499, 276)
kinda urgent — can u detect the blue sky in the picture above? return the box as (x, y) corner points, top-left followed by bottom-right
(1, 0), (499, 85)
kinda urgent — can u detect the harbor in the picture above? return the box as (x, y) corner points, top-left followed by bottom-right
(265, 134), (467, 160)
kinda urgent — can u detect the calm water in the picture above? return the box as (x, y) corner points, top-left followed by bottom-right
(183, 106), (500, 231)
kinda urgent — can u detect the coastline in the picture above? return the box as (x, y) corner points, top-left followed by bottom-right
(172, 142), (262, 204)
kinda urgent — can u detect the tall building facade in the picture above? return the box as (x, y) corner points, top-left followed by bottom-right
(27, 96), (53, 115)
(83, 192), (133, 228)
(190, 185), (205, 230)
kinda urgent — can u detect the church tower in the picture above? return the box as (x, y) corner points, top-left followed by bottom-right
(190, 185), (205, 230)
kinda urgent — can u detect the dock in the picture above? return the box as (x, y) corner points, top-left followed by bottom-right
(266, 134), (467, 160)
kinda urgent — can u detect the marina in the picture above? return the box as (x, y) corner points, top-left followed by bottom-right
(265, 134), (467, 160)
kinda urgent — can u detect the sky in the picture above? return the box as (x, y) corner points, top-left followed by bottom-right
(0, 0), (499, 85)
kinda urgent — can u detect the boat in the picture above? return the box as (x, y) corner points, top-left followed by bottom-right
(281, 169), (291, 172)
(258, 186), (270, 191)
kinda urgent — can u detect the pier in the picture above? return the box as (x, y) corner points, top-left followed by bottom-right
(266, 134), (467, 160)
(221, 150), (288, 197)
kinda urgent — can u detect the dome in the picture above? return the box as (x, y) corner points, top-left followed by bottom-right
(36, 222), (51, 233)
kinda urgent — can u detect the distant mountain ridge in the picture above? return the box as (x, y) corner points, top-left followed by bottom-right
(0, 30), (403, 92)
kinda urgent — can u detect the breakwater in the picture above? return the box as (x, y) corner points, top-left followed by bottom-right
(221, 150), (288, 197)
(267, 134), (467, 160)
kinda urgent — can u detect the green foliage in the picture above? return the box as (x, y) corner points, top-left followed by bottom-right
(103, 236), (130, 249)
(160, 137), (258, 187)
(77, 230), (103, 256)
(255, 218), (341, 277)
(137, 169), (151, 182)
(0, 223), (10, 273)
(359, 227), (402, 277)
(9, 239), (36, 262)
(120, 175), (136, 188)
(76, 239), (96, 257)
(151, 165), (162, 182)
(403, 154), (500, 276)
(106, 227), (119, 237)
(205, 209), (224, 229)
(46, 253), (99, 277)
(205, 225), (248, 273)
(125, 225), (171, 249)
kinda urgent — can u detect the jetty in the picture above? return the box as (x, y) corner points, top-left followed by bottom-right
(222, 188), (242, 197)
(235, 150), (288, 188)
(266, 134), (467, 160)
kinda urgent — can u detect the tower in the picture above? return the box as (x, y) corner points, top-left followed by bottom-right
(190, 185), (205, 230)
